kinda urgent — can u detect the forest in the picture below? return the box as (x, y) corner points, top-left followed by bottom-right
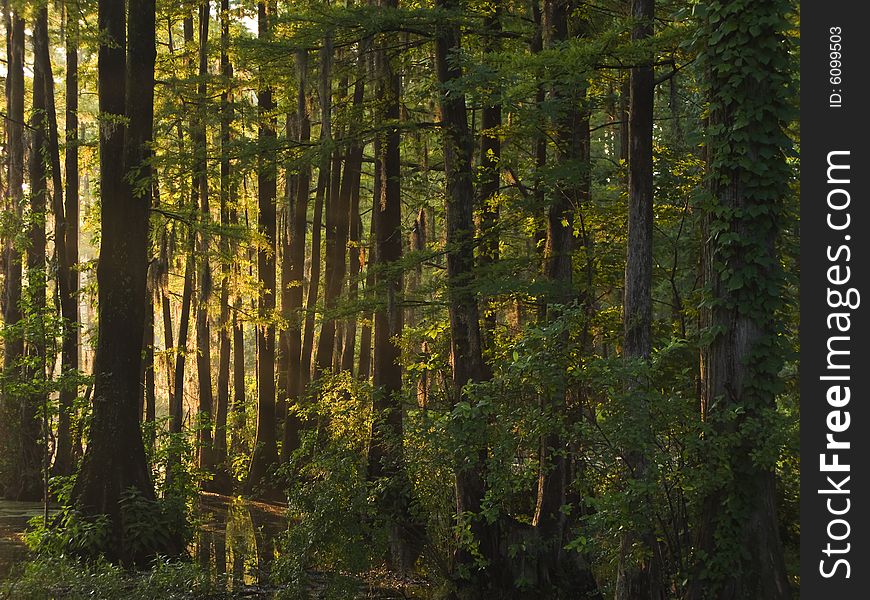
(0, 0), (799, 598)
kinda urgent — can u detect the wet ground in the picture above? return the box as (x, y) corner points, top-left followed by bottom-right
(0, 500), (44, 580)
(1, 496), (429, 598)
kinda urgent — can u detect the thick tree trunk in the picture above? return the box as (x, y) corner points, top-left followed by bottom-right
(688, 1), (791, 597)
(247, 0), (280, 497)
(73, 0), (176, 564)
(616, 1), (664, 598)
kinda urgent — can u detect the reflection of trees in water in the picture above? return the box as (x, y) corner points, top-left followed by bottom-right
(193, 495), (285, 590)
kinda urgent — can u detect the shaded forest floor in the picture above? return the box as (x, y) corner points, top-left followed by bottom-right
(0, 496), (430, 599)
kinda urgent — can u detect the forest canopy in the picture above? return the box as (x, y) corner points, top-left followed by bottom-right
(0, 0), (799, 598)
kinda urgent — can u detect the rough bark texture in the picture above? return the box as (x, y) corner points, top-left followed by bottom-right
(615, 1), (664, 598)
(72, 0), (176, 564)
(688, 2), (791, 597)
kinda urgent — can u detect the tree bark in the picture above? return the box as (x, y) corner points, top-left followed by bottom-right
(367, 3), (417, 570)
(73, 0), (176, 564)
(194, 0), (215, 474)
(282, 49), (311, 461)
(246, 0), (280, 497)
(212, 0), (233, 486)
(1, 8), (25, 500)
(434, 0), (495, 588)
(616, 1), (664, 598)
(34, 5), (77, 478)
(301, 37), (332, 387)
(688, 1), (791, 597)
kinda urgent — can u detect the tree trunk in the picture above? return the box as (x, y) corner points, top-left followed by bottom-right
(73, 0), (177, 564)
(20, 6), (49, 503)
(616, 1), (664, 598)
(246, 0), (280, 497)
(367, 3), (417, 570)
(282, 49), (311, 462)
(688, 1), (791, 597)
(477, 1), (501, 346)
(434, 0), (496, 588)
(194, 0), (215, 474)
(34, 5), (77, 478)
(1, 8), (25, 500)
(212, 0), (233, 487)
(301, 37), (332, 387)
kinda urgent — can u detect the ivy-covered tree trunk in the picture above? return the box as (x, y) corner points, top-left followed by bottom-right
(247, 0), (280, 497)
(73, 0), (177, 564)
(688, 1), (792, 598)
(616, 0), (665, 598)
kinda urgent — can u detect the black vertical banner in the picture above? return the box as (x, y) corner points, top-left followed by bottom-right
(801, 4), (870, 597)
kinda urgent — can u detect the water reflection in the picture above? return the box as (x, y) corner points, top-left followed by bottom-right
(0, 500), (52, 580)
(192, 493), (286, 592)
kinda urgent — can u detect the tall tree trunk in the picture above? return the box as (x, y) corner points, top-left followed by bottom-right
(282, 49), (311, 461)
(1, 8), (25, 500)
(57, 4), (81, 477)
(367, 2), (416, 570)
(20, 7), (49, 503)
(73, 0), (176, 564)
(616, 1), (663, 598)
(246, 0), (280, 496)
(34, 5), (77, 479)
(212, 0), (233, 484)
(194, 0), (215, 474)
(530, 1), (600, 596)
(434, 0), (495, 587)
(301, 37), (332, 387)
(339, 53), (366, 375)
(688, 1), (791, 597)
